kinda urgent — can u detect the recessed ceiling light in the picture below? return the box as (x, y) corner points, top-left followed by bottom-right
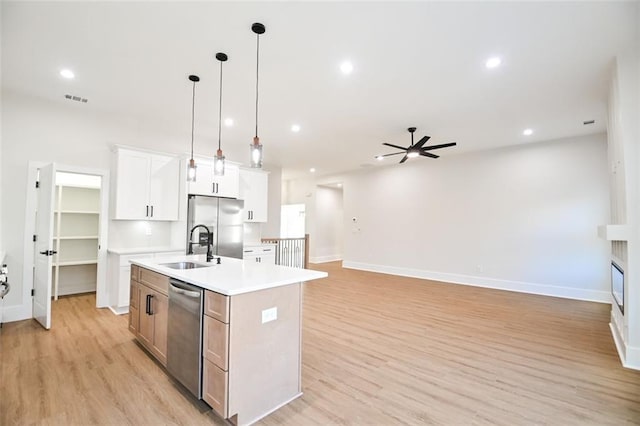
(485, 57), (502, 69)
(291, 124), (301, 132)
(224, 118), (234, 127)
(340, 61), (354, 75)
(523, 128), (533, 136)
(375, 155), (384, 161)
(60, 69), (75, 79)
(309, 168), (316, 173)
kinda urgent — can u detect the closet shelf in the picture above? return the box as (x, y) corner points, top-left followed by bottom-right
(54, 260), (98, 267)
(54, 236), (99, 240)
(55, 210), (100, 214)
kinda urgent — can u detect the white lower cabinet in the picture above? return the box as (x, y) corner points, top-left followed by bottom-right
(243, 244), (276, 264)
(107, 249), (183, 314)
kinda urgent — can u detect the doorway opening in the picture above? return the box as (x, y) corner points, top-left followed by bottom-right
(26, 162), (109, 329)
(52, 172), (102, 299)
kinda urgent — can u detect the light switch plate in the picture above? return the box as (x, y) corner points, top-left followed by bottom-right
(262, 307), (277, 324)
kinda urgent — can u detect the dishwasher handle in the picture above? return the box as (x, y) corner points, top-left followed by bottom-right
(169, 280), (201, 298)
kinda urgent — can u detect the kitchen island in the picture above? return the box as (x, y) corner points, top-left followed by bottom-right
(128, 254), (327, 426)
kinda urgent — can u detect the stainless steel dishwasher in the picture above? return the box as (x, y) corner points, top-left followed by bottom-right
(167, 278), (203, 398)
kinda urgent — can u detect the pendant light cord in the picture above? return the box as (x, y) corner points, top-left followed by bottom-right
(218, 60), (223, 151)
(191, 80), (196, 158)
(255, 34), (260, 138)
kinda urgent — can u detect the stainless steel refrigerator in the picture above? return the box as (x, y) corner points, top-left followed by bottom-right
(186, 195), (244, 259)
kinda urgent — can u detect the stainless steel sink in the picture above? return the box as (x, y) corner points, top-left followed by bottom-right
(160, 261), (212, 270)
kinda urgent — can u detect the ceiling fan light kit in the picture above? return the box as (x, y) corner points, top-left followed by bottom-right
(378, 127), (457, 164)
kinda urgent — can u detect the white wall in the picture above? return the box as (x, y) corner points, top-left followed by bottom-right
(1, 91), (223, 320)
(313, 186), (343, 263)
(287, 133), (610, 302)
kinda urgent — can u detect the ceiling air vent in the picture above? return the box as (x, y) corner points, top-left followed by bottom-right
(583, 120), (595, 125)
(64, 94), (88, 103)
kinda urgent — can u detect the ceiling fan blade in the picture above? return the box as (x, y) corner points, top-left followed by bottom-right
(399, 154), (409, 164)
(383, 142), (409, 151)
(379, 152), (405, 157)
(413, 136), (431, 150)
(421, 142), (457, 151)
(419, 151), (439, 159)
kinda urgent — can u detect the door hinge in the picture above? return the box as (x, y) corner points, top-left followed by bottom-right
(31, 289), (34, 296)
(33, 235), (37, 242)
(35, 181), (40, 188)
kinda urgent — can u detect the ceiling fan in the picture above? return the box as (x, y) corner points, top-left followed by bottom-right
(378, 127), (457, 164)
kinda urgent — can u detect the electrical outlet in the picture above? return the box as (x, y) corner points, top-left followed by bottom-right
(261, 307), (277, 324)
(476, 264), (483, 273)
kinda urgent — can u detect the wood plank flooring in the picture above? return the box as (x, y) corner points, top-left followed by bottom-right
(2, 261), (640, 425)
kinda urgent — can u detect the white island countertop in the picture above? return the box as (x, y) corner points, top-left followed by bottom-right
(130, 254), (328, 296)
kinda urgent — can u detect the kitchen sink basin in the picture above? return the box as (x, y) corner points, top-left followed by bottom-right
(160, 261), (212, 270)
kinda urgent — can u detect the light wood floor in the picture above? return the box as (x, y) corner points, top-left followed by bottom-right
(2, 262), (640, 425)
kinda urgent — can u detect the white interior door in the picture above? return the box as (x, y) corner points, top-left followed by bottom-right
(33, 163), (56, 329)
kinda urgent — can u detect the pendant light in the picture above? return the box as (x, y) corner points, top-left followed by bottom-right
(250, 22), (266, 168)
(214, 52), (228, 176)
(186, 75), (200, 182)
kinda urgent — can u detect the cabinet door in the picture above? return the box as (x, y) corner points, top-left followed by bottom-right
(239, 169), (268, 222)
(148, 155), (180, 221)
(187, 159), (215, 196)
(261, 252), (276, 264)
(213, 164), (239, 199)
(138, 286), (154, 349)
(203, 359), (228, 418)
(114, 149), (151, 220)
(151, 291), (168, 366)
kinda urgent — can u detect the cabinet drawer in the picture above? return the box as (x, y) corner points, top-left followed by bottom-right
(203, 359), (228, 418)
(203, 315), (229, 371)
(139, 267), (169, 295)
(204, 290), (229, 323)
(130, 265), (139, 281)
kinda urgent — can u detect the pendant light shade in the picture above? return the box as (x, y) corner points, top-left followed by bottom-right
(187, 75), (200, 182)
(250, 22), (266, 168)
(214, 52), (228, 176)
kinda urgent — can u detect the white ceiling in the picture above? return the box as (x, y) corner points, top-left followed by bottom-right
(2, 1), (637, 179)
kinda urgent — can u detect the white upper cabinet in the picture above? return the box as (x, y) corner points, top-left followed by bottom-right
(187, 158), (239, 199)
(239, 169), (268, 223)
(113, 148), (180, 221)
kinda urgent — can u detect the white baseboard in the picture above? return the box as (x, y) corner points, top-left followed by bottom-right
(309, 255), (342, 264)
(58, 282), (96, 297)
(1, 302), (32, 323)
(108, 305), (129, 316)
(342, 261), (611, 303)
(610, 312), (640, 371)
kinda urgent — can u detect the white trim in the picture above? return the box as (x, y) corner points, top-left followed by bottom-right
(12, 161), (110, 325)
(309, 254), (342, 264)
(342, 261), (611, 303)
(1, 303), (32, 323)
(108, 306), (129, 316)
(609, 316), (640, 370)
(243, 392), (303, 426)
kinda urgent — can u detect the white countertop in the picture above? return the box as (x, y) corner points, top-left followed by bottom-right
(131, 254), (328, 296)
(107, 246), (184, 255)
